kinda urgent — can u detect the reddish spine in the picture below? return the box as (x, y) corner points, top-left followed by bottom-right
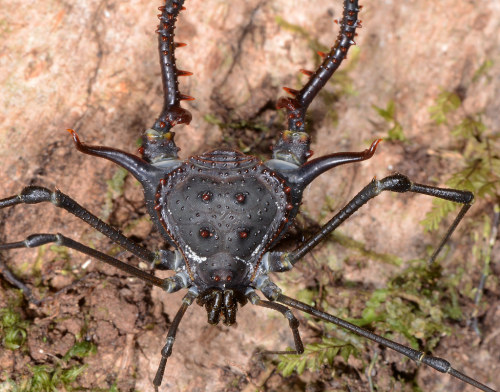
(156, 0), (192, 130)
(142, 0), (192, 163)
(277, 0), (362, 132)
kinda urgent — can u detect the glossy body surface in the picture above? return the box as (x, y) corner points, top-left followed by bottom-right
(157, 150), (292, 292)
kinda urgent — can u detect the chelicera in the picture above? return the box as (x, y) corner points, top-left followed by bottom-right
(0, 1), (496, 391)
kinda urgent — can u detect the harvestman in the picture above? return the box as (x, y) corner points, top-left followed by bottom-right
(0, 0), (495, 391)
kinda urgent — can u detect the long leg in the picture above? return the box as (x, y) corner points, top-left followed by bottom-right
(247, 291), (304, 355)
(0, 233), (165, 288)
(153, 291), (196, 391)
(0, 186), (177, 269)
(276, 294), (496, 392)
(270, 174), (473, 269)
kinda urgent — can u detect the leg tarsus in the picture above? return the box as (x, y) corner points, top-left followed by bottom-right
(429, 203), (471, 263)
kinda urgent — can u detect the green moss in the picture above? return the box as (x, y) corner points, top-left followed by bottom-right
(472, 59), (494, 83)
(278, 337), (359, 377)
(4, 339), (97, 391)
(275, 16), (329, 56)
(330, 231), (402, 266)
(428, 89), (461, 125)
(102, 167), (129, 221)
(0, 297), (28, 350)
(0, 18), (11, 39)
(277, 257), (462, 381)
(10, 363), (88, 392)
(62, 340), (97, 361)
(422, 86), (499, 232)
(357, 259), (460, 348)
(372, 100), (406, 142)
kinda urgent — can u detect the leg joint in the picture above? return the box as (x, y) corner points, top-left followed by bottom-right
(20, 186), (52, 204)
(24, 233), (59, 248)
(286, 312), (299, 328)
(161, 336), (175, 358)
(380, 173), (412, 193)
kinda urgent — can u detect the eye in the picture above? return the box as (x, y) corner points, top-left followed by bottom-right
(199, 228), (211, 238)
(235, 193), (246, 203)
(199, 191), (213, 202)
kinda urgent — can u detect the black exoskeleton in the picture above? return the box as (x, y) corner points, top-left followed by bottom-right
(0, 1), (496, 391)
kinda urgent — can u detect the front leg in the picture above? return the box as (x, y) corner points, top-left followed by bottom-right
(265, 174), (473, 271)
(0, 186), (177, 269)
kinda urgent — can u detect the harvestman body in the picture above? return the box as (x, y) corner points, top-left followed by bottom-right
(0, 0), (495, 391)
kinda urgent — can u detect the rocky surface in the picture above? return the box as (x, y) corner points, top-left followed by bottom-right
(1, 1), (499, 391)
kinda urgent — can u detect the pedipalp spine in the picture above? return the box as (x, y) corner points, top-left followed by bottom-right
(277, 0), (362, 133)
(141, 0), (192, 163)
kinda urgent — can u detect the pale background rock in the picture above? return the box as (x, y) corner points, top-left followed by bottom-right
(1, 0), (499, 391)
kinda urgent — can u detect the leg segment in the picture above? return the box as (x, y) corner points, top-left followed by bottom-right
(0, 186), (176, 268)
(0, 233), (164, 288)
(153, 291), (196, 391)
(0, 256), (39, 304)
(276, 294), (495, 392)
(285, 174), (473, 266)
(247, 291), (304, 355)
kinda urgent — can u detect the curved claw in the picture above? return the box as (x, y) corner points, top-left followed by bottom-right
(279, 138), (382, 191)
(66, 128), (81, 146)
(65, 129), (163, 191)
(368, 138), (383, 156)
